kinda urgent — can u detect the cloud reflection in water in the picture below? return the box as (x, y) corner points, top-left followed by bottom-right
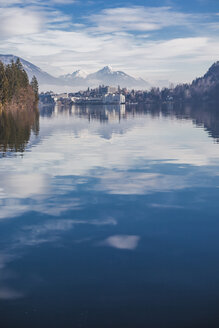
(103, 235), (140, 250)
(0, 288), (23, 300)
(95, 171), (189, 195)
(1, 109), (219, 221)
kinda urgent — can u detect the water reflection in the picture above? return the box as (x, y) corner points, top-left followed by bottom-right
(39, 101), (219, 143)
(0, 109), (39, 154)
(103, 235), (140, 250)
(160, 102), (219, 142)
(41, 101), (127, 122)
(70, 103), (126, 122)
(1, 103), (219, 327)
(1, 103), (219, 220)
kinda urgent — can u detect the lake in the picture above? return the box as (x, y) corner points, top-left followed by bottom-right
(0, 103), (219, 327)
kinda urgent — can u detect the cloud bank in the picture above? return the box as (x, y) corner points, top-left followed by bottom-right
(0, 1), (219, 83)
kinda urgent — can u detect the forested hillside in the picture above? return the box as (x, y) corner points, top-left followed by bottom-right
(0, 58), (38, 111)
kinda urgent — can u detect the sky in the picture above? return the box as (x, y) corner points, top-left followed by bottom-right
(0, 0), (219, 84)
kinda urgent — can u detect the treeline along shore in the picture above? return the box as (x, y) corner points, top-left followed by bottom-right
(0, 58), (38, 113)
(0, 58), (39, 153)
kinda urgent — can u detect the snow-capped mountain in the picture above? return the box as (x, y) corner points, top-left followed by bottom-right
(60, 70), (88, 81)
(86, 66), (149, 88)
(59, 65), (149, 89)
(0, 54), (150, 91)
(0, 54), (59, 86)
(88, 65), (114, 79)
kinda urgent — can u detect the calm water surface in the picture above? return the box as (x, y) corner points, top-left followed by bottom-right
(1, 103), (219, 327)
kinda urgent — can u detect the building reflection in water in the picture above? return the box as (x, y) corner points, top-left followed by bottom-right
(40, 101), (219, 142)
(3, 100), (217, 150)
(70, 104), (126, 122)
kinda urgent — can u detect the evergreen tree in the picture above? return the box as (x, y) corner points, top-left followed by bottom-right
(30, 76), (39, 100)
(0, 58), (37, 107)
(0, 62), (9, 104)
(16, 58), (29, 89)
(15, 58), (22, 70)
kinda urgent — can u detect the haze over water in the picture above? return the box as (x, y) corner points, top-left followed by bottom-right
(1, 104), (219, 327)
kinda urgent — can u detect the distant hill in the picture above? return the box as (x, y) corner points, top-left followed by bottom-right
(190, 61), (219, 101)
(162, 61), (219, 103)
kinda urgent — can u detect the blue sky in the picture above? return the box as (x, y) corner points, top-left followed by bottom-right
(0, 0), (219, 84)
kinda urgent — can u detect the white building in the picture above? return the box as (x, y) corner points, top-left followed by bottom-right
(102, 93), (125, 104)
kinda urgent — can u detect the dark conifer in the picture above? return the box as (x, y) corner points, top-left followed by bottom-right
(0, 58), (38, 107)
(0, 62), (9, 104)
(31, 75), (39, 100)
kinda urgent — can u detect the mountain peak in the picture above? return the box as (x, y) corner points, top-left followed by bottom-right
(72, 70), (88, 79)
(85, 65), (149, 89)
(60, 69), (88, 80)
(0, 53), (150, 90)
(100, 65), (113, 73)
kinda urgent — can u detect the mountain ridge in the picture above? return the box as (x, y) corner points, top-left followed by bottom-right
(0, 55), (150, 91)
(1, 54), (218, 96)
(0, 54), (59, 86)
(86, 66), (149, 88)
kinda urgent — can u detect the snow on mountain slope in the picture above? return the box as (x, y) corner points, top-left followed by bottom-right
(86, 66), (149, 88)
(0, 54), (59, 86)
(0, 55), (150, 91)
(60, 70), (88, 81)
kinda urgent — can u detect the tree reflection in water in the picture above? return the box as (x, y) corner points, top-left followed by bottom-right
(0, 108), (39, 154)
(125, 102), (219, 143)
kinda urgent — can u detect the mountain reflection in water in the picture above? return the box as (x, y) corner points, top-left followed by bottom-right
(40, 101), (219, 142)
(1, 103), (219, 328)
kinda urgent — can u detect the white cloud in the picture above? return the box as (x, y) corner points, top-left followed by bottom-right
(0, 4), (218, 81)
(4, 29), (219, 82)
(88, 6), (196, 34)
(0, 5), (73, 38)
(51, 0), (76, 3)
(0, 0), (75, 5)
(0, 7), (43, 37)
